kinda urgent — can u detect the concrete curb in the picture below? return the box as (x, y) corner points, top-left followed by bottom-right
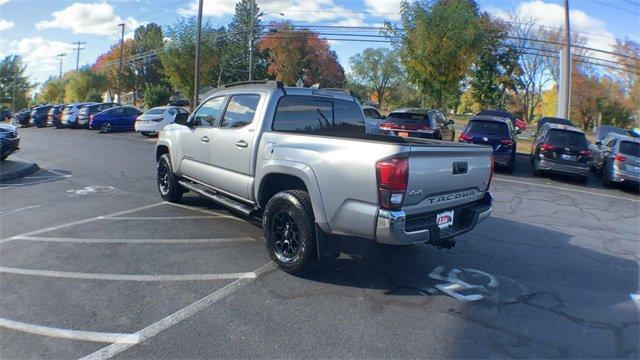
(0, 161), (39, 182)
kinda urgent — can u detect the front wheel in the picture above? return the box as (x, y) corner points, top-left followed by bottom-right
(157, 154), (183, 202)
(263, 190), (317, 275)
(100, 122), (112, 133)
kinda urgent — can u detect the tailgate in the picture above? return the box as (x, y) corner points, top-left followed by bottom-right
(403, 144), (492, 214)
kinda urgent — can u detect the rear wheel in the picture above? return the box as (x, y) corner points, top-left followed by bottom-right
(532, 158), (543, 177)
(157, 154), (183, 202)
(140, 131), (150, 137)
(601, 162), (614, 187)
(100, 122), (112, 133)
(263, 190), (317, 275)
(505, 154), (516, 173)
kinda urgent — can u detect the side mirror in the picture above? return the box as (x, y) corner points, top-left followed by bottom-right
(174, 113), (189, 126)
(515, 129), (521, 135)
(447, 119), (455, 126)
(595, 141), (602, 147)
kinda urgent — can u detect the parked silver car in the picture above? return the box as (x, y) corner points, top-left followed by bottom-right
(593, 133), (640, 187)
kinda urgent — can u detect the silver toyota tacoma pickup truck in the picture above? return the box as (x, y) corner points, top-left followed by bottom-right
(155, 81), (494, 274)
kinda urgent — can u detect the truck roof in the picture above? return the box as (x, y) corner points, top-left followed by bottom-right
(211, 80), (357, 103)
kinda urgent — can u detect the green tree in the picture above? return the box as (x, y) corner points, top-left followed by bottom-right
(143, 83), (172, 108)
(40, 77), (67, 103)
(64, 66), (107, 103)
(220, 0), (265, 83)
(133, 23), (165, 88)
(469, 16), (520, 109)
(398, 0), (484, 108)
(349, 48), (402, 109)
(0, 55), (32, 111)
(160, 18), (225, 107)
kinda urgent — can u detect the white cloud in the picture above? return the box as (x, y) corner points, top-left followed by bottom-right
(179, 0), (367, 25)
(36, 2), (141, 38)
(364, 0), (402, 21)
(490, 0), (618, 59)
(0, 19), (14, 31)
(0, 0), (9, 6)
(8, 37), (74, 82)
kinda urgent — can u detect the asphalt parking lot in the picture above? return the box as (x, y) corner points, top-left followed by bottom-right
(0, 127), (638, 359)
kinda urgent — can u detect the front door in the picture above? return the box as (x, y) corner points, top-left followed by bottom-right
(209, 93), (262, 201)
(178, 96), (225, 184)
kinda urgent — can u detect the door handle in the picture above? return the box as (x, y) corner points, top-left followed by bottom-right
(235, 140), (248, 148)
(200, 136), (209, 143)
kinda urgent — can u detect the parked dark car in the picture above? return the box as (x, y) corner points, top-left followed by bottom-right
(592, 133), (639, 188)
(476, 109), (527, 131)
(531, 121), (592, 182)
(0, 110), (11, 122)
(89, 106), (143, 133)
(78, 103), (121, 128)
(47, 104), (65, 127)
(0, 123), (19, 161)
(29, 105), (53, 127)
(458, 116), (519, 172)
(13, 108), (32, 127)
(379, 108), (455, 141)
(167, 99), (190, 107)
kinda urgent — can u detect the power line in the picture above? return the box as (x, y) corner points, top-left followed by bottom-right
(588, 0), (640, 15)
(72, 41), (86, 72)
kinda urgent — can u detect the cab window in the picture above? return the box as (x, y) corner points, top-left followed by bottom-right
(220, 94), (261, 129)
(192, 96), (225, 127)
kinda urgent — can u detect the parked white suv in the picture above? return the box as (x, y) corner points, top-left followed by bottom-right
(135, 106), (189, 137)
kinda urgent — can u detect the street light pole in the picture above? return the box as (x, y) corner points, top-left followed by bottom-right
(563, 0), (571, 118)
(193, 0), (204, 111)
(57, 54), (66, 78)
(117, 23), (125, 103)
(248, 0), (255, 81)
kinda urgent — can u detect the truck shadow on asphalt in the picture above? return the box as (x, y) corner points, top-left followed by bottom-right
(305, 216), (639, 358)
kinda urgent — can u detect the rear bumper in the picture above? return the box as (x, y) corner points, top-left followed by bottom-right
(135, 122), (164, 133)
(375, 192), (493, 245)
(610, 168), (640, 183)
(539, 158), (590, 176)
(493, 152), (513, 165)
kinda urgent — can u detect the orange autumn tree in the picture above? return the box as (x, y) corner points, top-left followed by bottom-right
(261, 22), (345, 87)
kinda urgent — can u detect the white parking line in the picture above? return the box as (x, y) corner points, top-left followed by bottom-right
(0, 202), (165, 244)
(0, 205), (41, 216)
(0, 317), (139, 344)
(101, 216), (222, 220)
(492, 177), (639, 202)
(9, 235), (257, 244)
(0, 266), (258, 281)
(80, 262), (277, 360)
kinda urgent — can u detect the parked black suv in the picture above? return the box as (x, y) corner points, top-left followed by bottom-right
(379, 108), (456, 141)
(13, 108), (32, 127)
(47, 104), (65, 127)
(531, 120), (592, 182)
(459, 115), (519, 172)
(78, 103), (121, 128)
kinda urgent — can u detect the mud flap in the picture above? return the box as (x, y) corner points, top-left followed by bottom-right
(316, 224), (340, 259)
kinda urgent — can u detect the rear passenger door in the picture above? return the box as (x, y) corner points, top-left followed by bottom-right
(209, 93), (263, 200)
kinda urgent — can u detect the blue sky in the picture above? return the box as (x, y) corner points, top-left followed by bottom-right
(0, 0), (638, 86)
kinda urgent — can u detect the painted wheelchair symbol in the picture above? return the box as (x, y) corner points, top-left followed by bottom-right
(429, 266), (499, 302)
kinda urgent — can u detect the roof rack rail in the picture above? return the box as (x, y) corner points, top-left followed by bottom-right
(320, 88), (352, 95)
(220, 80), (284, 89)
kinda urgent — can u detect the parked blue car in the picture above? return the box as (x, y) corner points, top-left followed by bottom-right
(30, 105), (52, 127)
(458, 115), (520, 172)
(89, 106), (143, 133)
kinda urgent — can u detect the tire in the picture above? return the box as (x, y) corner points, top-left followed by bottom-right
(505, 154), (516, 173)
(157, 154), (184, 202)
(100, 122), (112, 133)
(1, 154), (8, 161)
(601, 162), (614, 187)
(532, 158), (543, 177)
(263, 190), (317, 275)
(140, 131), (149, 137)
(578, 175), (589, 184)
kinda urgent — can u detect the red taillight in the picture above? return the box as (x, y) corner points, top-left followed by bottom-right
(614, 154), (627, 162)
(580, 150), (592, 158)
(376, 156), (409, 211)
(459, 133), (472, 142)
(379, 122), (395, 131)
(501, 139), (514, 146)
(539, 143), (555, 151)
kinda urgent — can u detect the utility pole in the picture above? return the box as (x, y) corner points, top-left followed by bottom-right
(56, 54), (66, 78)
(117, 23), (125, 102)
(248, 0), (255, 81)
(562, 0), (571, 118)
(193, 0), (204, 111)
(72, 41), (86, 71)
(11, 74), (16, 114)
